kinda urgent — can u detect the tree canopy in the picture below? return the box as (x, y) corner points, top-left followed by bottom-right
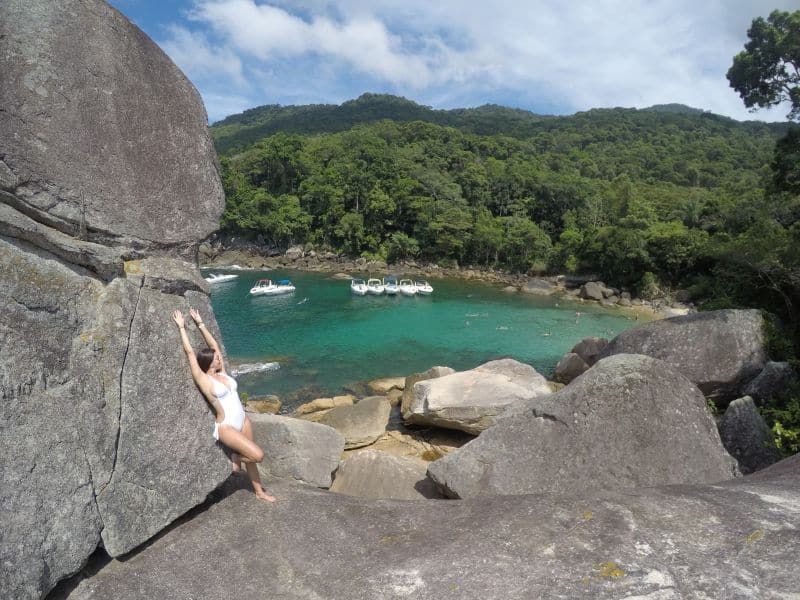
(727, 10), (800, 121)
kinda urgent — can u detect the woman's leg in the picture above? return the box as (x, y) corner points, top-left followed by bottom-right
(217, 422), (276, 503)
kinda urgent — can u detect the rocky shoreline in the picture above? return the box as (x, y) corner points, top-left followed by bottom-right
(200, 240), (691, 318)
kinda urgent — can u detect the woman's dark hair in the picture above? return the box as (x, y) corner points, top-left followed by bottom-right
(197, 347), (216, 373)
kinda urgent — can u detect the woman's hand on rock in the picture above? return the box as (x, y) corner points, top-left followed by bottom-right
(172, 310), (185, 328)
(189, 307), (202, 323)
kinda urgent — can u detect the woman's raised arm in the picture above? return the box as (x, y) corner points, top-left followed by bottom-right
(173, 310), (205, 382)
(189, 308), (222, 356)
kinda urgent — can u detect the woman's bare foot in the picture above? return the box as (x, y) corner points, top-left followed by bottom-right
(255, 489), (276, 503)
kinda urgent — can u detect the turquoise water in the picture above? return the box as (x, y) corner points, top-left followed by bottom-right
(207, 269), (642, 409)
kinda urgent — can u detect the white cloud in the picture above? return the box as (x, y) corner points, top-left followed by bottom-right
(160, 24), (246, 88)
(156, 0), (798, 122)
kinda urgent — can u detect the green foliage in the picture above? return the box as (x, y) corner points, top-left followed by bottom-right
(762, 312), (795, 361)
(212, 94), (794, 328)
(637, 272), (661, 301)
(726, 10), (800, 121)
(762, 391), (800, 456)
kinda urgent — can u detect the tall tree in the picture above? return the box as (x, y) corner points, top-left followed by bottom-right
(727, 10), (800, 121)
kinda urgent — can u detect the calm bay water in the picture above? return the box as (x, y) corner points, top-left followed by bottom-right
(207, 269), (642, 409)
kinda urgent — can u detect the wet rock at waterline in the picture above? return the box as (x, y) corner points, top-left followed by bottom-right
(570, 336), (608, 366)
(0, 1), (226, 598)
(599, 309), (767, 403)
(553, 352), (589, 384)
(405, 359), (551, 434)
(318, 396), (392, 449)
(427, 354), (739, 498)
(250, 414), (345, 488)
(65, 455), (800, 600)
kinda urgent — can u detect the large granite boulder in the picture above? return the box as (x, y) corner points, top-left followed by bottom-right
(743, 361), (798, 401)
(250, 414), (345, 488)
(318, 396), (392, 449)
(330, 450), (443, 499)
(401, 365), (455, 418)
(0, 2), (227, 598)
(427, 354), (739, 498)
(64, 454), (800, 599)
(553, 352), (589, 384)
(570, 336), (608, 366)
(405, 359), (551, 434)
(718, 396), (781, 474)
(598, 309), (767, 402)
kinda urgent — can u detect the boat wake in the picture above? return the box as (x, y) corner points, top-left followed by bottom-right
(231, 362), (281, 376)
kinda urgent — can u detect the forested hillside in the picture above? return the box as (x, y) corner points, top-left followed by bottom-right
(211, 94), (789, 294)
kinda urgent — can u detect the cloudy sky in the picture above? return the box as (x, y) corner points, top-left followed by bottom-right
(108, 0), (796, 124)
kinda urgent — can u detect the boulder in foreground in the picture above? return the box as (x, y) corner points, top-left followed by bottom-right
(405, 359), (551, 434)
(65, 455), (800, 599)
(427, 354), (739, 498)
(250, 414), (345, 488)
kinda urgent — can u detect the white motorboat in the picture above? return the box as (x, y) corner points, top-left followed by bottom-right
(399, 279), (417, 296)
(351, 278), (368, 296)
(204, 273), (238, 284)
(383, 276), (399, 295)
(366, 278), (385, 295)
(250, 278), (296, 296)
(415, 280), (434, 295)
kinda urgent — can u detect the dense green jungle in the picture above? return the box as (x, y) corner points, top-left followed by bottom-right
(209, 11), (800, 453)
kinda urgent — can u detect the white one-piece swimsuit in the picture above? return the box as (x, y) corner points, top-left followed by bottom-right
(210, 373), (246, 440)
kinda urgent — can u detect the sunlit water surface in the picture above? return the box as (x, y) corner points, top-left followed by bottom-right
(207, 269), (643, 411)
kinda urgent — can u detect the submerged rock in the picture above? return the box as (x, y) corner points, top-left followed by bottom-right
(427, 354), (739, 498)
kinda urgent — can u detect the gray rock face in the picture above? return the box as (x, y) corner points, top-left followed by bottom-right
(406, 359), (552, 434)
(571, 336), (608, 366)
(579, 281), (604, 300)
(330, 450), (443, 499)
(553, 352), (589, 384)
(319, 396), (391, 449)
(718, 396), (781, 474)
(401, 365), (455, 418)
(0, 0), (222, 254)
(66, 454), (800, 600)
(0, 2), (227, 598)
(599, 309), (767, 402)
(743, 361), (798, 401)
(427, 354), (739, 498)
(521, 277), (557, 295)
(250, 414), (345, 488)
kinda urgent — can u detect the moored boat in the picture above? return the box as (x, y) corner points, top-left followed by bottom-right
(415, 280), (434, 295)
(383, 276), (399, 295)
(250, 278), (296, 296)
(351, 278), (368, 295)
(399, 279), (417, 296)
(366, 278), (385, 295)
(204, 273), (238, 284)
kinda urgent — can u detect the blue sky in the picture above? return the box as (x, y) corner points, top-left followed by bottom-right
(108, 0), (797, 124)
